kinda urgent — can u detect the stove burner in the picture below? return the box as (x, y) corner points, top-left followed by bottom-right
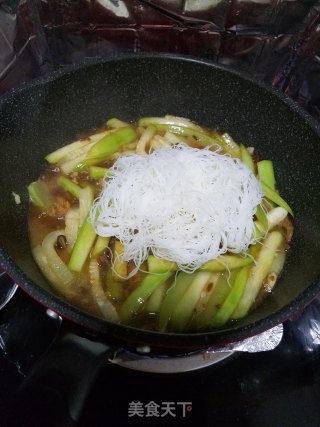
(0, 270), (18, 310)
(109, 349), (234, 373)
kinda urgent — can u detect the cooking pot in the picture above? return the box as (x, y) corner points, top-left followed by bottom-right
(1, 54), (320, 424)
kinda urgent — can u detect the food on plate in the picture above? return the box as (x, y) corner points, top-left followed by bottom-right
(28, 115), (293, 332)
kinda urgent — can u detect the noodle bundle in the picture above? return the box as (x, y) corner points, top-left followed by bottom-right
(91, 143), (263, 274)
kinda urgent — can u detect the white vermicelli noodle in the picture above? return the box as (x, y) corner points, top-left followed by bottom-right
(90, 143), (263, 276)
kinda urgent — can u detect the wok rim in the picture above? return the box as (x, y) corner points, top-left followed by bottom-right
(1, 52), (320, 349)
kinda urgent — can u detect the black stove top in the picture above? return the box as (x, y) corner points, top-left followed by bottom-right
(1, 271), (320, 427)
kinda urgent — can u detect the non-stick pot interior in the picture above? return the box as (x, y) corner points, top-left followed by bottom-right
(1, 55), (320, 341)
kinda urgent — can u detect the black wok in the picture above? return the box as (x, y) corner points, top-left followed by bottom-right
(1, 53), (320, 348)
(1, 53), (320, 424)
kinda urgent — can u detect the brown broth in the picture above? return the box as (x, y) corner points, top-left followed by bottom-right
(28, 120), (293, 332)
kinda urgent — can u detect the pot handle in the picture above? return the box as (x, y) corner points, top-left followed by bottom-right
(7, 325), (120, 427)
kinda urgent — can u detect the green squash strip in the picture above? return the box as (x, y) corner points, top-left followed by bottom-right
(87, 126), (136, 158)
(79, 185), (95, 226)
(231, 230), (284, 319)
(169, 271), (213, 332)
(191, 272), (237, 329)
(57, 176), (81, 198)
(112, 240), (127, 281)
(260, 181), (293, 217)
(213, 265), (251, 326)
(89, 166), (111, 180)
(92, 236), (110, 257)
(76, 127), (136, 170)
(138, 116), (202, 131)
(147, 254), (253, 274)
(140, 123), (239, 157)
(146, 282), (167, 313)
(45, 139), (91, 164)
(136, 125), (157, 154)
(105, 268), (124, 301)
(191, 273), (221, 319)
(147, 256), (177, 273)
(240, 144), (255, 173)
(65, 207), (80, 249)
(120, 271), (173, 323)
(42, 230), (75, 287)
(200, 255), (253, 272)
(256, 204), (268, 230)
(89, 258), (120, 322)
(220, 133), (241, 157)
(258, 160), (275, 190)
(158, 272), (197, 332)
(32, 245), (72, 297)
(106, 118), (129, 129)
(27, 181), (50, 210)
(254, 222), (265, 239)
(68, 214), (96, 272)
